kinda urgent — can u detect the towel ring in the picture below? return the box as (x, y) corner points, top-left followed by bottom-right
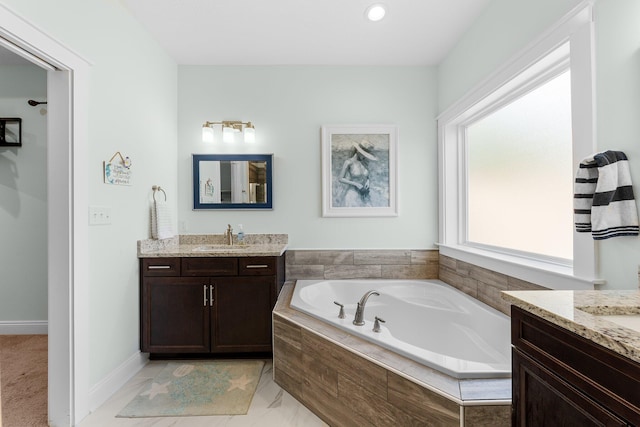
(152, 185), (167, 202)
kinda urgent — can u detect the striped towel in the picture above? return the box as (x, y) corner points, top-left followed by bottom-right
(574, 151), (639, 240)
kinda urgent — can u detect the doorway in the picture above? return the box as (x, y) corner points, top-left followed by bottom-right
(0, 49), (49, 425)
(0, 4), (91, 426)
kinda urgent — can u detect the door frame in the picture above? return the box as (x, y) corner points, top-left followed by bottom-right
(0, 5), (90, 426)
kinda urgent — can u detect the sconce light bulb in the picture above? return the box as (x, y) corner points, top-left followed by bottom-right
(244, 125), (256, 143)
(202, 125), (214, 143)
(222, 125), (235, 143)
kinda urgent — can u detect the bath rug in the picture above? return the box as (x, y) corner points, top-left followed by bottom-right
(117, 360), (264, 417)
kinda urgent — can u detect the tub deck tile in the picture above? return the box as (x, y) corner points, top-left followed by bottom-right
(453, 260), (474, 276)
(477, 282), (511, 315)
(338, 333), (463, 400)
(273, 316), (302, 350)
(439, 254), (457, 270)
(410, 249), (439, 264)
(470, 265), (508, 289)
(302, 353), (338, 398)
(289, 250), (354, 266)
(508, 275), (548, 291)
(323, 265), (381, 279)
(286, 265), (325, 280)
(439, 267), (479, 298)
(381, 264), (438, 279)
(273, 359), (302, 401)
(300, 376), (370, 427)
(273, 337), (303, 384)
(459, 378), (512, 401)
(354, 250), (411, 265)
(338, 375), (423, 427)
(398, 362), (463, 400)
(388, 372), (460, 426)
(302, 329), (388, 397)
(464, 405), (511, 426)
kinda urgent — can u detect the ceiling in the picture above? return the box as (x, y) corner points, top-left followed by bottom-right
(119, 0), (492, 65)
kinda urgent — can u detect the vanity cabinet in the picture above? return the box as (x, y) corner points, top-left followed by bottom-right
(511, 306), (640, 426)
(140, 255), (284, 356)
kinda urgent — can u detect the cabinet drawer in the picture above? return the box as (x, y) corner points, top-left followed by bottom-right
(182, 257), (238, 276)
(239, 257), (277, 276)
(141, 258), (181, 276)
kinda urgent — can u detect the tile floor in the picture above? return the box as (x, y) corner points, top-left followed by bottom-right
(78, 360), (327, 427)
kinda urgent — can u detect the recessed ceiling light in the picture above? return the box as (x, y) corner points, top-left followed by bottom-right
(365, 4), (386, 22)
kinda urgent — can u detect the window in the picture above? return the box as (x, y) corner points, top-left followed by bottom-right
(466, 70), (573, 261)
(438, 5), (596, 290)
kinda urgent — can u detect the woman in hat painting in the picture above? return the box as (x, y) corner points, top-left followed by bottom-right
(336, 139), (378, 207)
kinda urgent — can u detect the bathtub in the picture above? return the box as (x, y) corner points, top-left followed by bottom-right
(290, 279), (511, 379)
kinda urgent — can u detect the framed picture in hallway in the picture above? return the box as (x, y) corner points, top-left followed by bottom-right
(321, 124), (398, 217)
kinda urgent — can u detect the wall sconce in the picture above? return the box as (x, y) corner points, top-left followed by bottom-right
(202, 120), (256, 143)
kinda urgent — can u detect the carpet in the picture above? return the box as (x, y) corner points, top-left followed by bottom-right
(0, 335), (48, 427)
(117, 360), (265, 417)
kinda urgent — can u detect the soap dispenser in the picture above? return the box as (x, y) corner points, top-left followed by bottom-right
(237, 224), (245, 244)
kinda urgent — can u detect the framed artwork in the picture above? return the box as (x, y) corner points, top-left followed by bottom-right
(321, 124), (398, 217)
(0, 118), (21, 147)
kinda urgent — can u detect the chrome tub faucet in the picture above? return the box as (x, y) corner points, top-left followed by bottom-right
(353, 290), (380, 326)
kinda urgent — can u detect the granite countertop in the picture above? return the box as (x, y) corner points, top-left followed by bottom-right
(502, 289), (640, 365)
(137, 234), (288, 258)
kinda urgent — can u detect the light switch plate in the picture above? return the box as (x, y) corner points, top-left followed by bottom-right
(89, 205), (112, 225)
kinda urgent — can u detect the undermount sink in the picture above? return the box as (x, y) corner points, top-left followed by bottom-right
(192, 245), (250, 252)
(596, 314), (640, 333)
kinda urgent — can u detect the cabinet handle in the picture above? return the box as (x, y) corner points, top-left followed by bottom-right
(245, 264), (269, 269)
(148, 265), (171, 270)
(209, 285), (214, 306)
(203, 285), (208, 306)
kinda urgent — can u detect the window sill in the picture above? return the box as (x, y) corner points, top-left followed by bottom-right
(437, 244), (595, 290)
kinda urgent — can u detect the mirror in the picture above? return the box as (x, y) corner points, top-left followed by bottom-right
(192, 154), (273, 209)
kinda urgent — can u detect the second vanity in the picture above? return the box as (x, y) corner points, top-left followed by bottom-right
(503, 290), (640, 425)
(137, 234), (287, 357)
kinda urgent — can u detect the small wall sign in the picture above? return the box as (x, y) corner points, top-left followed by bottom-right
(103, 151), (132, 186)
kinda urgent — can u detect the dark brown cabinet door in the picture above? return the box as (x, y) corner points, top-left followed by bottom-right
(511, 307), (639, 426)
(211, 276), (275, 353)
(141, 276), (210, 353)
(512, 349), (627, 426)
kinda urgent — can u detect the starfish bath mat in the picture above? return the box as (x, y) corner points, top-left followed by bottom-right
(117, 360), (265, 417)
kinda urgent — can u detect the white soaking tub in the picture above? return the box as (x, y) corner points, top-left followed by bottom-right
(290, 279), (511, 379)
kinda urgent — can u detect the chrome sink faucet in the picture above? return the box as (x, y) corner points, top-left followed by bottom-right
(225, 224), (234, 246)
(353, 290), (380, 326)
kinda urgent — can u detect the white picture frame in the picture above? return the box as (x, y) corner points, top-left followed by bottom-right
(321, 124), (398, 217)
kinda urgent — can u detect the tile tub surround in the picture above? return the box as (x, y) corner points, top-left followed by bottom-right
(273, 282), (511, 427)
(286, 249), (439, 281)
(439, 254), (548, 315)
(503, 289), (640, 365)
(137, 233), (288, 257)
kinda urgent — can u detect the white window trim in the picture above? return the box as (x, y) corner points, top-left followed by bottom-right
(437, 2), (598, 290)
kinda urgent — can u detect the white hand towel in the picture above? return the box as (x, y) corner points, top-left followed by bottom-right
(151, 200), (174, 240)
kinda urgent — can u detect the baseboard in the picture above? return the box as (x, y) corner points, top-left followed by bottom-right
(0, 320), (48, 334)
(87, 351), (148, 412)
